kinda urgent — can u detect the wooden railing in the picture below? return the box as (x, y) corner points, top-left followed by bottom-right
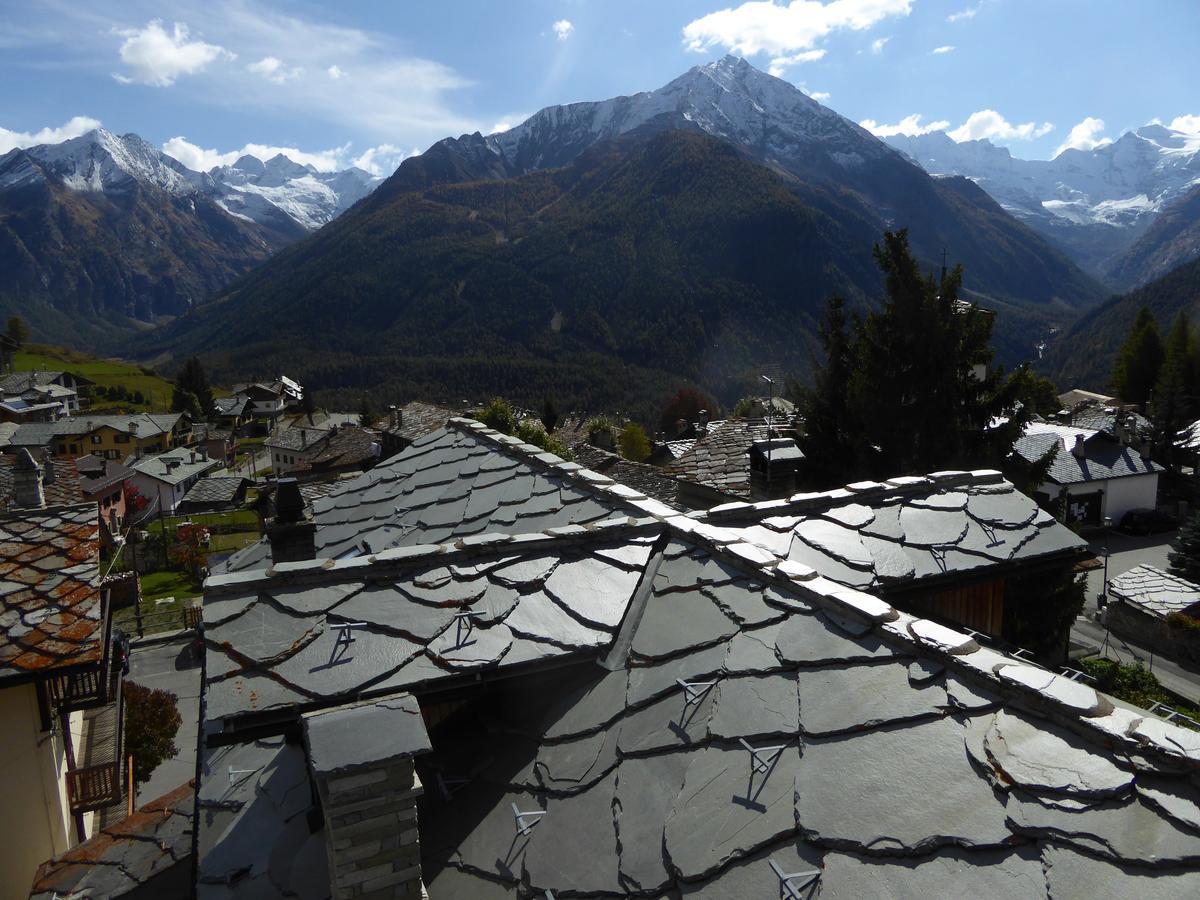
(66, 762), (121, 814)
(47, 667), (104, 712)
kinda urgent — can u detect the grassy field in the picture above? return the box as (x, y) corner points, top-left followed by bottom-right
(14, 344), (176, 412)
(160, 509), (260, 532)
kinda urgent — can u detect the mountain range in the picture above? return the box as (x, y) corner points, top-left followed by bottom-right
(885, 125), (1200, 287)
(0, 129), (380, 346)
(143, 56), (1104, 414)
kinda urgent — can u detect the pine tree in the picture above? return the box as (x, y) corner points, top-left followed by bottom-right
(358, 396), (377, 427)
(1168, 512), (1200, 583)
(619, 423), (651, 462)
(171, 357), (214, 420)
(1110, 307), (1164, 409)
(797, 295), (856, 485)
(1151, 311), (1194, 467)
(540, 395), (559, 433)
(5, 316), (29, 347)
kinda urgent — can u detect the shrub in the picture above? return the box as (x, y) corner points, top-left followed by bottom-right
(619, 422), (651, 462)
(585, 416), (619, 448)
(516, 421), (573, 461)
(476, 397), (518, 435)
(124, 681), (182, 785)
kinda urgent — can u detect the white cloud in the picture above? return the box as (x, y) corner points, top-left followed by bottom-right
(947, 3), (982, 23)
(0, 116), (103, 154)
(490, 113), (532, 134)
(871, 36), (891, 54)
(931, 44), (955, 54)
(553, 20), (574, 41)
(767, 48), (826, 76)
(947, 109), (1053, 142)
(810, 91), (831, 102)
(682, 0), (911, 57)
(161, 135), (409, 176)
(1168, 114), (1200, 135)
(327, 65), (345, 80)
(860, 113), (950, 137)
(112, 20), (232, 86)
(247, 56), (302, 84)
(1054, 117), (1111, 156)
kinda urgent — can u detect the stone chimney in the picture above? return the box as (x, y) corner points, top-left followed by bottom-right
(388, 405), (399, 428)
(267, 477), (315, 563)
(698, 409), (710, 434)
(1071, 434), (1086, 459)
(301, 430), (308, 448)
(42, 454), (56, 486)
(13, 448), (45, 509)
(302, 694), (431, 899)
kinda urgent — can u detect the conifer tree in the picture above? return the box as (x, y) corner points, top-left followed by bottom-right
(797, 295), (855, 485)
(1151, 311), (1195, 467)
(1110, 307), (1164, 409)
(1168, 511), (1200, 584)
(171, 357), (214, 420)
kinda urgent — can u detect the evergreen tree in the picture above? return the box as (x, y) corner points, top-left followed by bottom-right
(1168, 511), (1200, 584)
(301, 388), (316, 422)
(1151, 311), (1194, 467)
(540, 395), (559, 433)
(358, 396), (377, 427)
(171, 357), (214, 420)
(797, 295), (856, 485)
(1110, 307), (1164, 409)
(5, 316), (29, 347)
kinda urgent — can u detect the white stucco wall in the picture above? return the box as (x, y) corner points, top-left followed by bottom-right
(1039, 472), (1159, 525)
(0, 684), (73, 900)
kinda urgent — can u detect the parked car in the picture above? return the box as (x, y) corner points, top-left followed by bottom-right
(1118, 508), (1178, 535)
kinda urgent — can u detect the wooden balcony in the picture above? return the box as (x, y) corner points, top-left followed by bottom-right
(66, 671), (125, 816)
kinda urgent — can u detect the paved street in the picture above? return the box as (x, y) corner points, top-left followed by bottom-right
(128, 636), (203, 807)
(1069, 526), (1200, 706)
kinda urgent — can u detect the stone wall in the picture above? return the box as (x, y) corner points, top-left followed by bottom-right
(313, 756), (425, 899)
(1105, 601), (1200, 667)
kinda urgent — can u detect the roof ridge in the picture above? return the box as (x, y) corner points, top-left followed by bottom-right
(698, 468), (1006, 521)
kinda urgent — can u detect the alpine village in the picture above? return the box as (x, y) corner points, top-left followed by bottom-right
(6, 3), (1200, 898)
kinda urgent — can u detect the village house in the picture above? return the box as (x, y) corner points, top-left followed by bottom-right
(211, 395), (251, 434)
(1014, 420), (1163, 527)
(75, 454), (135, 538)
(231, 376), (304, 427)
(380, 400), (457, 459)
(1103, 564), (1200, 665)
(178, 475), (251, 514)
(192, 419), (1200, 897)
(36, 413), (188, 461)
(0, 370), (92, 420)
(128, 448), (220, 515)
(266, 423), (334, 475)
(189, 423), (238, 468)
(663, 417), (804, 508)
(0, 453), (131, 899)
(288, 423), (381, 480)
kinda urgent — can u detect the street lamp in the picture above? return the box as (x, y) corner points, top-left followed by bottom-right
(1100, 515), (1113, 607)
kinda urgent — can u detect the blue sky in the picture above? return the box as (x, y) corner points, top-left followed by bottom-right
(2, 0), (1197, 174)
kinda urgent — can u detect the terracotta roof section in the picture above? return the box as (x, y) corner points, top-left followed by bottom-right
(30, 780), (194, 899)
(663, 418), (773, 498)
(0, 455), (84, 509)
(0, 503), (103, 681)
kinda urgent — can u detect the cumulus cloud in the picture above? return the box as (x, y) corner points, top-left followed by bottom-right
(112, 20), (232, 86)
(1054, 117), (1111, 156)
(682, 0), (911, 57)
(0, 116), (103, 154)
(870, 36), (891, 54)
(247, 56), (302, 84)
(810, 91), (831, 102)
(552, 20), (574, 41)
(931, 45), (955, 54)
(767, 48), (826, 76)
(860, 113), (950, 137)
(1168, 114), (1200, 134)
(327, 65), (345, 80)
(490, 113), (533, 134)
(947, 3), (982, 23)
(947, 110), (1053, 142)
(350, 144), (411, 175)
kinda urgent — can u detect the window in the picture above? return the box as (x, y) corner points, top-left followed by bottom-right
(91, 435), (102, 444)
(116, 434), (130, 444)
(69, 443), (79, 454)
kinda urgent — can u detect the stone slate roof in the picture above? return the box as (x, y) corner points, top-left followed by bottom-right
(201, 521), (657, 727)
(0, 503), (103, 682)
(571, 444), (682, 509)
(1069, 405), (1152, 438)
(1015, 425), (1164, 485)
(0, 370), (64, 393)
(213, 395), (250, 417)
(663, 418), (772, 499)
(218, 422), (647, 573)
(266, 424), (331, 453)
(181, 476), (250, 507)
(51, 412), (182, 439)
(130, 450), (219, 486)
(694, 472), (1088, 592)
(0, 455), (83, 509)
(7, 421), (60, 449)
(1111, 564), (1200, 619)
(385, 400), (458, 444)
(297, 425), (379, 471)
(196, 501), (1200, 896)
(30, 780), (194, 899)
(75, 454), (134, 497)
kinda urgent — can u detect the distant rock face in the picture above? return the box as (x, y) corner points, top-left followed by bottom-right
(885, 126), (1200, 284)
(0, 129), (384, 343)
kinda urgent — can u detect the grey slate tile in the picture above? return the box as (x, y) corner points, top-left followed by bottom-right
(702, 580), (786, 627)
(330, 585), (458, 640)
(614, 752), (692, 893)
(524, 772), (623, 894)
(204, 602), (321, 665)
(708, 672), (799, 739)
(664, 744), (800, 880)
(797, 663), (944, 736)
(1041, 843), (1200, 899)
(775, 611), (898, 666)
(272, 625), (423, 697)
(543, 556), (642, 630)
(626, 643), (728, 709)
(632, 588), (738, 661)
(426, 620), (514, 669)
(504, 591), (610, 649)
(819, 846), (1045, 899)
(618, 685), (716, 755)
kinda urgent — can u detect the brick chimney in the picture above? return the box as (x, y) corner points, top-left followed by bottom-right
(268, 477), (315, 563)
(13, 448), (45, 509)
(302, 694), (431, 899)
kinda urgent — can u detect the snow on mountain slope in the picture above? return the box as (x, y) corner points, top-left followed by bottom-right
(209, 155), (381, 230)
(0, 129), (383, 233)
(886, 125), (1200, 229)
(486, 55), (898, 178)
